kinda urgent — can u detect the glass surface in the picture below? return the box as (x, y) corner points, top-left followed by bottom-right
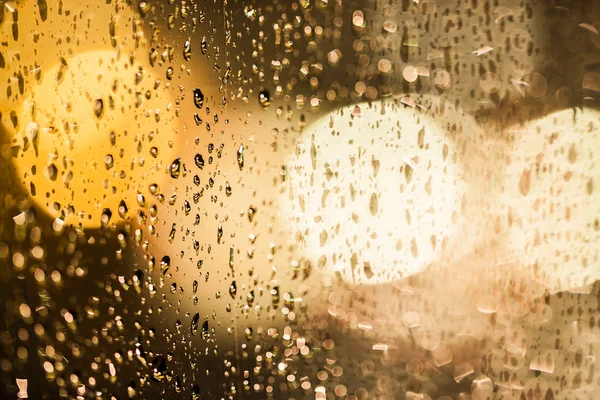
(1, 0), (599, 399)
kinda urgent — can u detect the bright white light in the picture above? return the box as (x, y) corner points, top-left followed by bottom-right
(281, 99), (474, 285)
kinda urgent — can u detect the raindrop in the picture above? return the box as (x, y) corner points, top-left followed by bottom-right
(259, 88), (271, 108)
(139, 1), (150, 17)
(170, 158), (181, 178)
(93, 99), (104, 118)
(193, 88), (204, 109)
(229, 280), (237, 299)
(201, 321), (209, 340)
(183, 38), (192, 61)
(237, 145), (244, 170)
(118, 200), (128, 218)
(248, 206), (256, 222)
(201, 37), (208, 54)
(160, 256), (170, 276)
(104, 154), (114, 170)
(192, 385), (200, 400)
(151, 355), (167, 382)
(194, 153), (204, 169)
(44, 164), (58, 181)
(191, 312), (199, 335)
(168, 224), (176, 243)
(149, 48), (158, 66)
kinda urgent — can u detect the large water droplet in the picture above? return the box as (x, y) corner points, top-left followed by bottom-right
(194, 153), (204, 169)
(259, 88), (271, 109)
(170, 157), (181, 178)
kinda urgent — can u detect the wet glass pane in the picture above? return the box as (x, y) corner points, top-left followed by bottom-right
(1, 0), (599, 399)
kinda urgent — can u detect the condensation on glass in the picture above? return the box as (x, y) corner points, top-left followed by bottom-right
(0, 0), (599, 399)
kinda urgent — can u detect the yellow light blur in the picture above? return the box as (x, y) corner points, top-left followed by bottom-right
(12, 50), (176, 227)
(1, 0), (178, 228)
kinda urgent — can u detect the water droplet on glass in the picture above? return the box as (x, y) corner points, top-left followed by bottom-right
(93, 99), (104, 118)
(237, 145), (244, 170)
(201, 37), (208, 54)
(259, 88), (271, 108)
(160, 256), (170, 276)
(168, 224), (176, 243)
(139, 1), (150, 17)
(193, 88), (204, 109)
(149, 48), (158, 66)
(170, 158), (181, 178)
(194, 153), (204, 169)
(166, 67), (174, 80)
(104, 154), (114, 170)
(151, 355), (167, 382)
(183, 38), (192, 61)
(201, 321), (209, 340)
(191, 312), (199, 335)
(229, 280), (237, 299)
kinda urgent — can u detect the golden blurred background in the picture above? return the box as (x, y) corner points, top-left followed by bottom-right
(0, 0), (599, 399)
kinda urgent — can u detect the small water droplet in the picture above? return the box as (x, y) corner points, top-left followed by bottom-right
(229, 280), (237, 299)
(201, 37), (208, 54)
(168, 224), (176, 243)
(149, 48), (158, 66)
(139, 1), (150, 17)
(118, 200), (128, 218)
(191, 312), (199, 335)
(217, 224), (223, 244)
(237, 145), (244, 170)
(151, 355), (167, 382)
(183, 38), (192, 61)
(193, 88), (204, 109)
(160, 256), (170, 276)
(201, 321), (209, 340)
(194, 153), (204, 169)
(93, 99), (104, 118)
(104, 154), (114, 170)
